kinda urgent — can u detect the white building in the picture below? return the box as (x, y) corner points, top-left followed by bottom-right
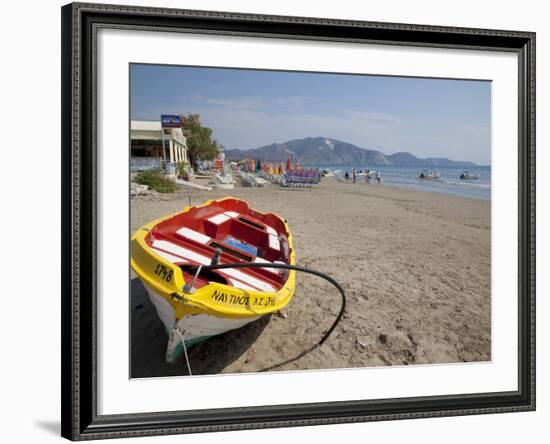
(130, 120), (189, 170)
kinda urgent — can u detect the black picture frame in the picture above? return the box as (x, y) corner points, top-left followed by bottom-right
(61, 2), (536, 440)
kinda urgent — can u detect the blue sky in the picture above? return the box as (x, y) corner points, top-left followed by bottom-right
(130, 64), (491, 165)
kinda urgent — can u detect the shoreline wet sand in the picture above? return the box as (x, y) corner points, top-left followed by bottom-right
(130, 178), (491, 378)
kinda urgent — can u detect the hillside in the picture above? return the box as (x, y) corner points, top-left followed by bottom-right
(225, 137), (477, 167)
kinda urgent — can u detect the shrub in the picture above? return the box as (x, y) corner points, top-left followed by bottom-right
(134, 170), (177, 193)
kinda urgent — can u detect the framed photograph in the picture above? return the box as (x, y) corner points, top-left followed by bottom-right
(61, 2), (535, 440)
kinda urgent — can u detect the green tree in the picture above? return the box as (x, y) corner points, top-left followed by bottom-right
(182, 114), (219, 168)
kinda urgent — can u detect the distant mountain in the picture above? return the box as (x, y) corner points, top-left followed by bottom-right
(225, 137), (477, 167)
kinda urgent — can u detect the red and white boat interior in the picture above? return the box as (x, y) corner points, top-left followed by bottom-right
(145, 199), (292, 293)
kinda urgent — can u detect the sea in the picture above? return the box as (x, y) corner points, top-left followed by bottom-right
(305, 165), (491, 201)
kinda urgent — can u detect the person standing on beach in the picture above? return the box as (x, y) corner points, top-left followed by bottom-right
(366, 170), (370, 184)
(376, 171), (382, 184)
(352, 168), (357, 183)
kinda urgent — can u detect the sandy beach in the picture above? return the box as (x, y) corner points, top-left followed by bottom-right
(130, 178), (491, 378)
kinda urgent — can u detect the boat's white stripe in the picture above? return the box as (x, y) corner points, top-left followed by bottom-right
(254, 257), (271, 263)
(266, 226), (277, 236)
(228, 279), (258, 291)
(254, 257), (277, 274)
(208, 213), (230, 225)
(152, 240), (276, 292)
(224, 269), (276, 292)
(152, 245), (258, 291)
(153, 240), (211, 265)
(219, 267), (276, 292)
(152, 248), (188, 264)
(176, 227), (211, 244)
(268, 234), (281, 251)
(224, 211), (239, 218)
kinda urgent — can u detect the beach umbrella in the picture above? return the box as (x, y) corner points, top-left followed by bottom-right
(256, 159), (262, 172)
(280, 163), (284, 174)
(286, 157), (292, 171)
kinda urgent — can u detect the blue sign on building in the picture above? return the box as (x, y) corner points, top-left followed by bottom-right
(161, 114), (181, 128)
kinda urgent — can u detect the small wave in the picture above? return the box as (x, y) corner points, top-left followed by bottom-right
(445, 180), (491, 189)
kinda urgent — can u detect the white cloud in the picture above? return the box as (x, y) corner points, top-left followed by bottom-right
(184, 95), (399, 149)
(138, 94), (490, 164)
(198, 95), (307, 111)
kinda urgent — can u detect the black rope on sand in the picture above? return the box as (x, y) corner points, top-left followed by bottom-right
(195, 262), (347, 372)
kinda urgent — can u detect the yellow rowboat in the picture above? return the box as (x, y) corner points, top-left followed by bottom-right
(131, 197), (296, 363)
